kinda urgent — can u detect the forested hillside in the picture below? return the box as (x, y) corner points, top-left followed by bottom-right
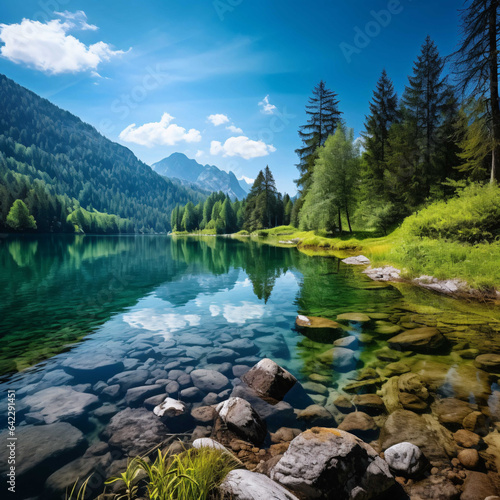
(0, 74), (205, 233)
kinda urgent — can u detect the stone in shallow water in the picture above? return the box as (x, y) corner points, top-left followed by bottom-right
(61, 354), (124, 381)
(317, 347), (359, 372)
(352, 394), (386, 415)
(125, 384), (164, 407)
(383, 362), (411, 377)
(271, 427), (394, 500)
(206, 348), (237, 363)
(435, 398), (475, 428)
(107, 369), (150, 392)
(333, 335), (359, 349)
(458, 448), (480, 469)
(407, 475), (459, 500)
(242, 358), (297, 401)
(343, 378), (383, 394)
(384, 442), (427, 478)
(338, 411), (378, 438)
(191, 369), (230, 392)
(104, 408), (168, 456)
(388, 327), (447, 353)
(0, 423), (86, 480)
(21, 386), (99, 424)
(222, 338), (259, 355)
(295, 315), (345, 343)
(302, 381), (328, 395)
(336, 312), (371, 323)
(221, 469), (300, 500)
(474, 353), (500, 373)
(296, 405), (336, 427)
(215, 397), (267, 446)
(453, 429), (481, 448)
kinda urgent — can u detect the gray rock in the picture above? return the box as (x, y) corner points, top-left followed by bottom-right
(242, 358), (297, 401)
(0, 423), (86, 477)
(125, 384), (164, 407)
(271, 427), (394, 500)
(341, 255), (370, 265)
(191, 369), (230, 392)
(317, 347), (359, 372)
(61, 354), (124, 381)
(221, 469), (299, 500)
(20, 386), (98, 424)
(206, 348), (237, 363)
(107, 369), (150, 392)
(180, 386), (204, 401)
(216, 397), (267, 445)
(384, 442), (428, 477)
(296, 405), (336, 427)
(103, 408), (167, 456)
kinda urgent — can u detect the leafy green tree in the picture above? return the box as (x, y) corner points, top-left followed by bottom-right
(7, 199), (37, 230)
(295, 81), (343, 193)
(300, 128), (360, 233)
(220, 198), (237, 233)
(181, 202), (197, 232)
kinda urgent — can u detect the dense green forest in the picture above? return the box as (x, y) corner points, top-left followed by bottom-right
(171, 166), (294, 234)
(0, 74), (205, 234)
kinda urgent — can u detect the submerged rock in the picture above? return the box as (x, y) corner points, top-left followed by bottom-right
(388, 327), (447, 353)
(474, 353), (500, 373)
(317, 347), (359, 372)
(20, 386), (99, 424)
(336, 312), (371, 323)
(190, 369), (230, 392)
(104, 408), (168, 456)
(295, 315), (345, 343)
(271, 427), (395, 500)
(242, 358), (297, 401)
(338, 411), (378, 439)
(0, 423), (86, 478)
(221, 469), (300, 500)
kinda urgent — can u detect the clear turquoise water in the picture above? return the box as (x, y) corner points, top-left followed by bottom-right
(0, 235), (499, 498)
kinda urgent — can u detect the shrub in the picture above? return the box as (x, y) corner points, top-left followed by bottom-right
(402, 183), (500, 243)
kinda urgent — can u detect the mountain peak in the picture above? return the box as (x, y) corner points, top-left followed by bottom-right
(151, 153), (249, 200)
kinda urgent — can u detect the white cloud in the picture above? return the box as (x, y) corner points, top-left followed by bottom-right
(239, 175), (255, 185)
(210, 136), (276, 160)
(0, 14), (126, 75)
(259, 95), (277, 115)
(195, 150), (204, 159)
(223, 302), (266, 325)
(226, 124), (243, 134)
(119, 113), (202, 147)
(55, 10), (98, 31)
(208, 114), (230, 126)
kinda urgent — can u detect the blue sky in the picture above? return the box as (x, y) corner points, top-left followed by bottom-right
(0, 0), (462, 194)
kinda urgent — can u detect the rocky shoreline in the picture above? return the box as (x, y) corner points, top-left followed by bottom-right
(2, 307), (500, 499)
(342, 255), (500, 302)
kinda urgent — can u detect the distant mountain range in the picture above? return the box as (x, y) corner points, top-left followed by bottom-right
(0, 74), (205, 232)
(152, 153), (252, 200)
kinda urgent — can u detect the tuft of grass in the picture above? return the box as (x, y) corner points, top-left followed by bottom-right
(66, 476), (92, 500)
(106, 445), (240, 500)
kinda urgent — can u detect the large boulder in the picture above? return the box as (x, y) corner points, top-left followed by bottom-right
(388, 327), (447, 353)
(220, 469), (299, 500)
(191, 369), (230, 392)
(103, 408), (168, 456)
(242, 359), (297, 401)
(271, 428), (394, 500)
(20, 386), (99, 424)
(215, 397), (267, 445)
(295, 315), (345, 343)
(383, 442), (428, 478)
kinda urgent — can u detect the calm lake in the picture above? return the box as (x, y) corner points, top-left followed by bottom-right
(0, 235), (499, 498)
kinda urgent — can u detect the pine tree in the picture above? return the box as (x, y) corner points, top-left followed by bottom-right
(362, 69), (399, 197)
(6, 199), (37, 230)
(453, 0), (500, 183)
(263, 166), (278, 227)
(403, 37), (453, 185)
(295, 81), (343, 193)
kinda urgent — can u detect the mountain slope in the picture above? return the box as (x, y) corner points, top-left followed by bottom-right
(152, 153), (248, 200)
(0, 74), (205, 232)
